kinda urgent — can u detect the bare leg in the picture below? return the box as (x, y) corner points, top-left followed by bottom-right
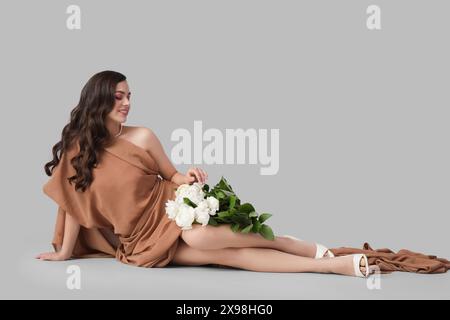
(171, 240), (368, 276)
(227, 247), (367, 275)
(181, 224), (318, 257)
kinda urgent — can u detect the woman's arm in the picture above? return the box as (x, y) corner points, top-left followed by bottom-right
(36, 212), (80, 261)
(170, 171), (190, 186)
(141, 128), (208, 185)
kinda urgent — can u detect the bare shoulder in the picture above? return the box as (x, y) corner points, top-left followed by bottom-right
(120, 125), (158, 152)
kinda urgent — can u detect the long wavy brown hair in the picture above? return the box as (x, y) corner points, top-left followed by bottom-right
(44, 70), (127, 192)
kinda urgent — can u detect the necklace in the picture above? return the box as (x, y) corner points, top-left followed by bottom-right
(115, 123), (123, 137)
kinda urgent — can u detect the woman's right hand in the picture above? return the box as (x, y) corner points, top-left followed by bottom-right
(185, 167), (208, 184)
(36, 251), (70, 261)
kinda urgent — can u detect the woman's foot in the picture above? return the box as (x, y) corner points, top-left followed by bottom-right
(359, 255), (367, 276)
(315, 243), (335, 259)
(282, 235), (335, 259)
(334, 254), (373, 277)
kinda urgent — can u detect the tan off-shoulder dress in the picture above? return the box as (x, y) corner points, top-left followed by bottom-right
(42, 136), (182, 268)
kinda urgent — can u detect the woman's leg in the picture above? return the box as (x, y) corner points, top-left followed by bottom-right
(171, 239), (367, 276)
(181, 224), (318, 258)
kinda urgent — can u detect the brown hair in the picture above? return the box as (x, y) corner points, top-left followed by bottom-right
(44, 70), (126, 192)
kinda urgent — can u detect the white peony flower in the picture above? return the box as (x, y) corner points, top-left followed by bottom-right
(206, 196), (219, 215)
(175, 183), (205, 205)
(194, 201), (211, 226)
(175, 204), (196, 230)
(174, 184), (191, 204)
(190, 183), (206, 204)
(195, 200), (210, 212)
(165, 200), (180, 220)
(195, 210), (210, 226)
(192, 182), (205, 190)
(175, 184), (189, 196)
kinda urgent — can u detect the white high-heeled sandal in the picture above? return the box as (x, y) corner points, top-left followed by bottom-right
(352, 254), (370, 278)
(283, 235), (335, 259)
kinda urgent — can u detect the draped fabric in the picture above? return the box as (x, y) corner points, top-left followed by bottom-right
(330, 243), (450, 274)
(42, 136), (182, 267)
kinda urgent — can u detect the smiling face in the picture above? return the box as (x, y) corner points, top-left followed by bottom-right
(107, 80), (131, 123)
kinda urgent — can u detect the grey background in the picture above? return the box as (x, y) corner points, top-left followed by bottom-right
(0, 0), (448, 299)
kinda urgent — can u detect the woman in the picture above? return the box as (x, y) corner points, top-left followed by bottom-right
(37, 70), (398, 278)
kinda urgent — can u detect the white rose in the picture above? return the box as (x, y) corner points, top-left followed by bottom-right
(165, 200), (180, 220)
(175, 204), (196, 230)
(194, 201), (211, 226)
(206, 196), (219, 215)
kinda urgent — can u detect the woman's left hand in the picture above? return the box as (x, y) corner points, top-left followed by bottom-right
(185, 167), (208, 184)
(36, 251), (71, 261)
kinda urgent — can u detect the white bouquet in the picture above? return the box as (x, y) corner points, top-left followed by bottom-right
(165, 182), (220, 230)
(165, 177), (275, 240)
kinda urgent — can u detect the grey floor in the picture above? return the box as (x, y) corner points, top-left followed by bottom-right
(3, 245), (449, 300)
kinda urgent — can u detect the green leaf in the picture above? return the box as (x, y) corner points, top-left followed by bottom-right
(241, 224), (253, 233)
(215, 191), (226, 199)
(229, 195), (236, 210)
(233, 212), (251, 220)
(218, 211), (232, 218)
(249, 211), (258, 218)
(203, 184), (210, 192)
(252, 220), (262, 233)
(218, 218), (233, 224)
(218, 177), (234, 192)
(231, 223), (240, 233)
(258, 213), (272, 223)
(239, 203), (255, 214)
(231, 216), (245, 225)
(221, 190), (236, 197)
(208, 218), (218, 226)
(183, 197), (197, 208)
(259, 224), (275, 240)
